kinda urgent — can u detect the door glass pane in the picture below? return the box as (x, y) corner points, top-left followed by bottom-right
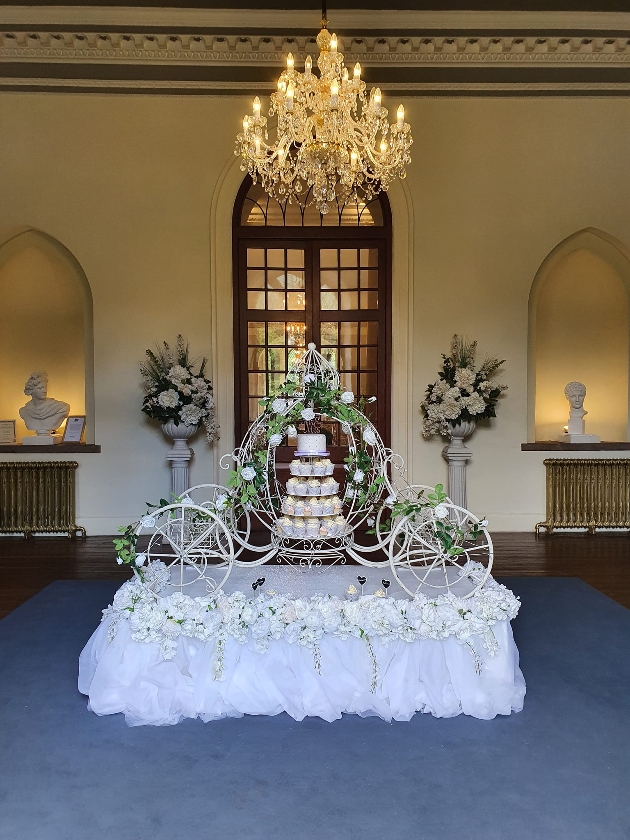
(340, 291), (358, 310)
(340, 249), (358, 267)
(340, 270), (358, 289)
(360, 291), (378, 309)
(268, 322), (286, 344)
(320, 270), (338, 289)
(286, 271), (305, 289)
(286, 291), (306, 310)
(267, 291), (286, 310)
(360, 321), (378, 344)
(247, 248), (265, 266)
(321, 291), (338, 310)
(247, 291), (265, 309)
(248, 321), (265, 345)
(340, 322), (358, 344)
(247, 269), (265, 288)
(320, 322), (338, 345)
(267, 249), (285, 267)
(320, 249), (338, 268)
(287, 249), (305, 268)
(267, 271), (286, 289)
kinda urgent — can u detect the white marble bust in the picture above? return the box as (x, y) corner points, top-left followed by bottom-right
(19, 372), (70, 434)
(564, 381), (587, 434)
(558, 381), (600, 443)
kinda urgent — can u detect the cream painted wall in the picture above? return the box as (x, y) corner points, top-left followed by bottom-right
(0, 236), (86, 442)
(534, 248), (629, 442)
(2, 93), (630, 532)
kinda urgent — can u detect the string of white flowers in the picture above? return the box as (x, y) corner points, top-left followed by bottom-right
(101, 562), (520, 673)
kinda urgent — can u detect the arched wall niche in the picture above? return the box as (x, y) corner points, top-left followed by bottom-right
(0, 229), (95, 444)
(528, 227), (630, 442)
(209, 152), (414, 479)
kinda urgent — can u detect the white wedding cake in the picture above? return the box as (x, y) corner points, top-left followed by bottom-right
(296, 433), (328, 455)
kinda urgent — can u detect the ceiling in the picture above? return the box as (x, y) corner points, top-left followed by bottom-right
(3, 0), (630, 9)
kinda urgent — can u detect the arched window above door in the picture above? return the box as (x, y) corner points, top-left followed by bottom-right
(233, 176), (392, 447)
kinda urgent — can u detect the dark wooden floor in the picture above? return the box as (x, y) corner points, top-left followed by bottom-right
(0, 532), (628, 619)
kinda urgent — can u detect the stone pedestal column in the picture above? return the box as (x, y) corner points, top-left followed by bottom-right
(162, 421), (198, 498)
(442, 420), (476, 509)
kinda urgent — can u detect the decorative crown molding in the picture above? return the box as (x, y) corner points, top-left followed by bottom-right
(4, 30), (630, 66)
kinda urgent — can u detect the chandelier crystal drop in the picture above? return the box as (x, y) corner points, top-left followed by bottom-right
(235, 18), (412, 214)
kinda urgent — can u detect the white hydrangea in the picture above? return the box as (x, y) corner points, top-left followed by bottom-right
(180, 404), (203, 425)
(466, 394), (486, 415)
(454, 368), (476, 389)
(168, 365), (189, 383)
(158, 389), (180, 409)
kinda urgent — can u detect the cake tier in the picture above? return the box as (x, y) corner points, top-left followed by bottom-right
(295, 433), (327, 456)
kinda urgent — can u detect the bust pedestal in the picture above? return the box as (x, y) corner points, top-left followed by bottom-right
(558, 416), (600, 444)
(22, 433), (62, 446)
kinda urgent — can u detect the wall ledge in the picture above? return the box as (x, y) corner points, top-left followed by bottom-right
(521, 441), (630, 451)
(0, 444), (101, 453)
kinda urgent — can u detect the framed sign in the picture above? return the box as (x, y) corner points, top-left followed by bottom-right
(0, 420), (16, 445)
(62, 416), (86, 443)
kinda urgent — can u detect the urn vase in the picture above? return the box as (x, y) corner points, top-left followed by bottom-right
(442, 420), (476, 509)
(161, 421), (198, 498)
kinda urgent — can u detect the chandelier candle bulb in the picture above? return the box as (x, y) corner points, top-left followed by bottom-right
(253, 96), (261, 116)
(305, 55), (312, 75)
(373, 88), (382, 112)
(397, 105), (405, 129)
(380, 139), (388, 154)
(286, 83), (295, 111)
(330, 81), (339, 108)
(287, 52), (294, 70)
(331, 33), (338, 52)
(354, 62), (361, 79)
(243, 116), (249, 134)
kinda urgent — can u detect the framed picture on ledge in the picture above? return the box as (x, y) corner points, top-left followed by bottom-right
(0, 420), (16, 445)
(62, 416), (86, 443)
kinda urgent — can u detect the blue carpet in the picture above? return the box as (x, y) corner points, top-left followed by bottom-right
(0, 578), (628, 840)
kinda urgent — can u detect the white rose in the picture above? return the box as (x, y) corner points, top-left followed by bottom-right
(180, 495), (194, 506)
(135, 553), (147, 567)
(353, 470), (365, 483)
(479, 518), (489, 527)
(384, 495), (396, 507)
(362, 427), (377, 446)
(287, 425), (297, 438)
(215, 494), (228, 511)
(269, 433), (283, 447)
(303, 373), (316, 384)
(301, 408), (316, 421)
(341, 422), (351, 435)
(340, 391), (354, 404)
(241, 466), (256, 481)
(272, 398), (286, 413)
(116, 557), (124, 565)
(140, 515), (156, 529)
(434, 504), (449, 519)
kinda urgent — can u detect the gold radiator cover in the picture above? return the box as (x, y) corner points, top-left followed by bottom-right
(0, 461), (85, 538)
(537, 458), (630, 534)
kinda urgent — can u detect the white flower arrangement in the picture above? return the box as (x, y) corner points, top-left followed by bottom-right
(141, 335), (220, 443)
(102, 561), (520, 669)
(421, 335), (507, 438)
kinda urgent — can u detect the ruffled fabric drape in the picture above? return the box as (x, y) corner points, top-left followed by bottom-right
(79, 616), (525, 727)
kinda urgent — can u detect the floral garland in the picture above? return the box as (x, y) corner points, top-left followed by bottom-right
(421, 334), (507, 438)
(102, 561), (520, 683)
(140, 335), (220, 444)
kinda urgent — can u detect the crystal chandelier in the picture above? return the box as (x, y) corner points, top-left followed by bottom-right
(235, 8), (412, 214)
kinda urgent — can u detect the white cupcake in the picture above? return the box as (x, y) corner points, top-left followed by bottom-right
(306, 517), (320, 537)
(289, 460), (301, 476)
(286, 477), (298, 494)
(313, 459), (327, 476)
(321, 459), (335, 476)
(294, 500), (305, 516)
(279, 517), (294, 537)
(283, 497), (295, 515)
(334, 515), (346, 535)
(307, 478), (321, 496)
(321, 499), (334, 515)
(321, 477), (338, 495)
(295, 479), (308, 496)
(293, 519), (306, 538)
(310, 500), (323, 516)
(298, 461), (312, 477)
(319, 524), (329, 537)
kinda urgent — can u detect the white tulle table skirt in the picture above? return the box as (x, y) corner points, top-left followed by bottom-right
(79, 615), (525, 727)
